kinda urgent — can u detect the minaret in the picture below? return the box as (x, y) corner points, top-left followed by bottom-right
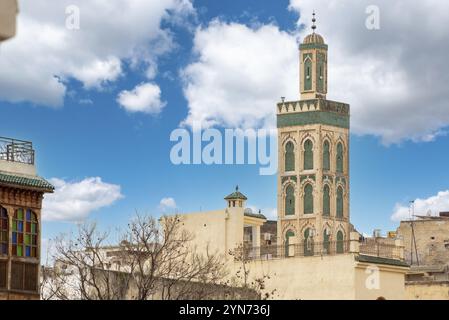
(300, 12), (328, 100)
(276, 13), (351, 254)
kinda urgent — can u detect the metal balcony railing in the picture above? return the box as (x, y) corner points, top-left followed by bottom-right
(238, 240), (350, 261)
(359, 238), (403, 260)
(0, 136), (35, 165)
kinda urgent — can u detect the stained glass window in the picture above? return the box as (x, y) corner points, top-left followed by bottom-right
(12, 208), (38, 258)
(0, 207), (8, 255)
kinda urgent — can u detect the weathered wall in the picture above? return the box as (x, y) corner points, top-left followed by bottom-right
(397, 219), (449, 265)
(405, 281), (449, 300)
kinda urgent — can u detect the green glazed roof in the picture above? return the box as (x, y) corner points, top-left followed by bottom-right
(0, 172), (54, 192)
(356, 254), (409, 268)
(244, 212), (266, 220)
(224, 186), (247, 200)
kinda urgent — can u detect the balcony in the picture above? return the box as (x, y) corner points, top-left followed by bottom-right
(237, 237), (405, 263)
(0, 137), (35, 165)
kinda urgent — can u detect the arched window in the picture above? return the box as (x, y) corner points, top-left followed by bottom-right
(336, 186), (344, 218)
(336, 231), (344, 253)
(1, 207), (7, 255)
(285, 230), (295, 257)
(336, 142), (344, 173)
(285, 141), (295, 172)
(323, 140), (330, 171)
(285, 185), (295, 216)
(304, 140), (313, 170)
(304, 184), (314, 214)
(323, 230), (330, 254)
(304, 55), (312, 91)
(12, 209), (38, 258)
(303, 228), (314, 256)
(323, 185), (330, 216)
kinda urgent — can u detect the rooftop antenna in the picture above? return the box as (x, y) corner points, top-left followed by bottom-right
(311, 11), (317, 34)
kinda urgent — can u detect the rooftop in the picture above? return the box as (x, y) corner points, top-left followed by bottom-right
(0, 136), (35, 165)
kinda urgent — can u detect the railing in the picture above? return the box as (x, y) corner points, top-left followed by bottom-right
(239, 240), (350, 261)
(359, 238), (403, 260)
(0, 137), (34, 165)
(239, 238), (404, 262)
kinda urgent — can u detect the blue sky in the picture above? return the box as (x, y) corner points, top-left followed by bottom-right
(1, 0), (449, 249)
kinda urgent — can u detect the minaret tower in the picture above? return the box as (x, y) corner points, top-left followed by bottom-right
(276, 13), (351, 254)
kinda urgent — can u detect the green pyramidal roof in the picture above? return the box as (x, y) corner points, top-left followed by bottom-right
(0, 172), (54, 192)
(224, 186), (247, 200)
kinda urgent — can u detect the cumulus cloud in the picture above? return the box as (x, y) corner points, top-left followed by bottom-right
(391, 190), (449, 221)
(181, 20), (298, 129)
(288, 0), (449, 144)
(42, 177), (123, 222)
(117, 82), (166, 114)
(0, 0), (194, 107)
(159, 197), (177, 212)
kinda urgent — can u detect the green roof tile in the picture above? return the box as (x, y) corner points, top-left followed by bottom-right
(0, 172), (54, 191)
(356, 254), (409, 268)
(224, 186), (247, 200)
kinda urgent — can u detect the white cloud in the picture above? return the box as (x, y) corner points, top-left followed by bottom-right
(159, 197), (177, 212)
(288, 0), (449, 144)
(117, 82), (166, 114)
(247, 205), (278, 220)
(0, 0), (194, 107)
(42, 177), (123, 222)
(181, 20), (298, 129)
(391, 190), (449, 221)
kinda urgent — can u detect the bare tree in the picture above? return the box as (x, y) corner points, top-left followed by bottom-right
(46, 222), (131, 300)
(228, 243), (277, 300)
(120, 214), (228, 300)
(43, 214), (246, 300)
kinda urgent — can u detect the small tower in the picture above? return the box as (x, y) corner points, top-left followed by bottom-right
(299, 12), (328, 100)
(224, 185), (247, 208)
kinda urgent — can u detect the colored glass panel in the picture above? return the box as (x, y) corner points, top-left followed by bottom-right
(31, 223), (36, 234)
(25, 234), (31, 245)
(17, 245), (23, 257)
(26, 246), (31, 257)
(12, 232), (17, 244)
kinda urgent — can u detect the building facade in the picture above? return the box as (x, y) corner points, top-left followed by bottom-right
(277, 16), (351, 251)
(396, 213), (449, 299)
(0, 0), (18, 42)
(0, 137), (53, 299)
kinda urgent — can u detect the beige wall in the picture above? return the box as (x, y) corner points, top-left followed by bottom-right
(354, 263), (406, 300)
(397, 219), (449, 265)
(0, 159), (36, 176)
(179, 207), (244, 257)
(0, 0), (18, 41)
(406, 282), (449, 300)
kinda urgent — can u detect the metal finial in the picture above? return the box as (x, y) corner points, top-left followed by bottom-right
(311, 11), (317, 33)
(236, 185), (239, 191)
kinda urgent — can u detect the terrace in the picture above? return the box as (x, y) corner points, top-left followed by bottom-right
(0, 136), (35, 165)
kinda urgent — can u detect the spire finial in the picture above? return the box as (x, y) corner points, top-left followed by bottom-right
(236, 185), (239, 191)
(311, 11), (317, 33)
